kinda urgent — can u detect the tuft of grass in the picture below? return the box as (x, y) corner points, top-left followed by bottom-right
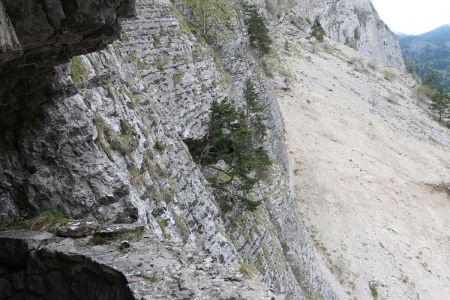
(92, 227), (144, 245)
(239, 262), (254, 278)
(30, 210), (69, 230)
(156, 218), (171, 241)
(160, 187), (174, 203)
(117, 228), (145, 240)
(153, 34), (161, 45)
(383, 70), (397, 81)
(155, 55), (168, 70)
(137, 60), (151, 70)
(154, 141), (165, 152)
(94, 116), (107, 139)
(173, 74), (183, 85)
(128, 50), (137, 61)
(108, 121), (138, 156)
(173, 213), (190, 242)
(138, 273), (159, 283)
(70, 57), (86, 86)
(157, 218), (167, 230)
(129, 50), (151, 70)
(2, 210), (69, 231)
(93, 117), (114, 161)
(128, 164), (144, 186)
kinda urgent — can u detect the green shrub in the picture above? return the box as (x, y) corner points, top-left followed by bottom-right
(174, 213), (190, 241)
(311, 18), (325, 42)
(369, 284), (379, 300)
(416, 84), (434, 98)
(245, 6), (272, 55)
(239, 262), (254, 278)
(154, 140), (166, 152)
(128, 164), (144, 186)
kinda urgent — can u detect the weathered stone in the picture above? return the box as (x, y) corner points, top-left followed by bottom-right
(0, 230), (277, 299)
(0, 0), (20, 61)
(0, 0), (135, 67)
(0, 230), (53, 266)
(56, 221), (98, 238)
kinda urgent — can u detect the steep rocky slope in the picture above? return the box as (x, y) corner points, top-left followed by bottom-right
(275, 33), (450, 299)
(0, 0), (417, 298)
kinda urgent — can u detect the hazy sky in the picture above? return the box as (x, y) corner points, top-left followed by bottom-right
(370, 0), (450, 35)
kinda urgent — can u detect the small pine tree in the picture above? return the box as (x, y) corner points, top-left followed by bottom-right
(245, 6), (272, 55)
(197, 79), (271, 211)
(430, 89), (450, 121)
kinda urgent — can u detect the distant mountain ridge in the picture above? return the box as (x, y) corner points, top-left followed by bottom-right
(399, 25), (450, 89)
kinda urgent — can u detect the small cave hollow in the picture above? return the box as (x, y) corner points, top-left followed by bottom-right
(0, 239), (134, 300)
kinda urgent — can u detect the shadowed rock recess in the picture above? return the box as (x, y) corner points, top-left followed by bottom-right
(0, 0), (418, 299)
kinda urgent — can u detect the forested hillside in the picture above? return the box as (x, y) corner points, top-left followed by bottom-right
(399, 25), (450, 90)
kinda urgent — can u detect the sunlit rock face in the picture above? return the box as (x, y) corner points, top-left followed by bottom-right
(260, 0), (405, 70)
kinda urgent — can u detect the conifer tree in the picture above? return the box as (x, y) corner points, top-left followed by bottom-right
(245, 6), (272, 55)
(430, 89), (450, 121)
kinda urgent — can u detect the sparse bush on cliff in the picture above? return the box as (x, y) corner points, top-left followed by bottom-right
(311, 18), (325, 42)
(180, 0), (232, 41)
(185, 79), (271, 211)
(1, 210), (69, 231)
(70, 57), (86, 86)
(245, 6), (272, 55)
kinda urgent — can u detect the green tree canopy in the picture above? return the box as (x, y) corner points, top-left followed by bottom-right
(430, 88), (450, 121)
(245, 6), (272, 55)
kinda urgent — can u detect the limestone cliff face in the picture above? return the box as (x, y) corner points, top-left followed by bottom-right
(0, 0), (407, 298)
(263, 0), (405, 70)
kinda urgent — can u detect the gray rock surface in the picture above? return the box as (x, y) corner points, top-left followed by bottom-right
(0, 230), (277, 299)
(0, 0), (20, 62)
(255, 0), (405, 70)
(56, 221), (99, 237)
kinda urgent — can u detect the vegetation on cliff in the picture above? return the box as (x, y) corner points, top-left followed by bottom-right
(186, 80), (271, 211)
(245, 6), (272, 54)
